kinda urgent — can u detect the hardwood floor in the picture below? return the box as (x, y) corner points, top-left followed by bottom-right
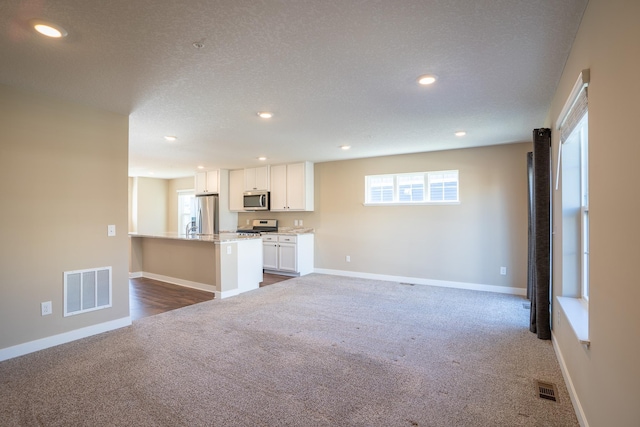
(260, 273), (293, 287)
(129, 273), (292, 321)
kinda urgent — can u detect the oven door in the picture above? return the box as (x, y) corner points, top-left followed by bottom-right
(243, 192), (269, 210)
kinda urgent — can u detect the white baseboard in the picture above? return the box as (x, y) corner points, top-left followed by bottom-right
(552, 332), (589, 427)
(129, 271), (142, 278)
(313, 268), (526, 296)
(0, 317), (131, 362)
(132, 271), (245, 300)
(218, 289), (240, 299)
(137, 272), (216, 294)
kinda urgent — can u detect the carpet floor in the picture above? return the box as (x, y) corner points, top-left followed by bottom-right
(0, 274), (578, 426)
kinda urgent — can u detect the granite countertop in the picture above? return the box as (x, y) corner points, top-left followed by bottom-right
(263, 227), (315, 235)
(129, 232), (262, 243)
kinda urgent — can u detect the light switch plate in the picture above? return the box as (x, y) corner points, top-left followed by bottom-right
(226, 245), (232, 255)
(107, 225), (116, 237)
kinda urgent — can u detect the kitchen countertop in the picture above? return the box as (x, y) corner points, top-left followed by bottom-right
(129, 232), (263, 243)
(263, 227), (315, 235)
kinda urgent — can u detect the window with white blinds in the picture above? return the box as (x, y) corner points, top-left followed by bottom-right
(365, 170), (459, 205)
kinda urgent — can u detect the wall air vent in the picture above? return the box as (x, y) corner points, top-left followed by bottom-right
(64, 267), (112, 317)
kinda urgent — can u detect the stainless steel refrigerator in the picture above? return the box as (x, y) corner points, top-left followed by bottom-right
(194, 194), (219, 235)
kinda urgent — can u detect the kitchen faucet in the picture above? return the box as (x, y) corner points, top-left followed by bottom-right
(185, 220), (197, 236)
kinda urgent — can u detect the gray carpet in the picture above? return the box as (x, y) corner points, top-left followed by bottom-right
(0, 274), (578, 426)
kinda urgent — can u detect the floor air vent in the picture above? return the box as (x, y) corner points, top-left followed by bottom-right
(64, 266), (112, 317)
(536, 380), (557, 402)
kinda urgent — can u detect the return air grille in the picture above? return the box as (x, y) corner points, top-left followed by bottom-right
(64, 267), (112, 317)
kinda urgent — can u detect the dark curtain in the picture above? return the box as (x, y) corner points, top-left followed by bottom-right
(529, 128), (551, 340)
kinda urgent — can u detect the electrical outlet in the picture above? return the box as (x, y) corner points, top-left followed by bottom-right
(346, 255), (351, 262)
(107, 224), (116, 237)
(500, 267), (507, 275)
(41, 301), (52, 316)
(226, 245), (232, 255)
(299, 220), (303, 226)
(246, 219), (249, 225)
(294, 220), (299, 226)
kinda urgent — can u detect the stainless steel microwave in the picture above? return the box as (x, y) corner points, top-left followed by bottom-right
(243, 191), (270, 211)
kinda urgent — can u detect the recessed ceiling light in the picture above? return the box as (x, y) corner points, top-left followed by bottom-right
(148, 171), (154, 175)
(164, 136), (177, 141)
(340, 145), (351, 150)
(417, 74), (437, 85)
(31, 20), (68, 38)
(257, 112), (273, 119)
(455, 131), (467, 137)
(197, 165), (205, 169)
(257, 156), (267, 161)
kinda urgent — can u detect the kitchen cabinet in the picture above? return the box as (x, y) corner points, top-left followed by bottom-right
(262, 233), (314, 276)
(244, 165), (270, 191)
(195, 170), (219, 195)
(270, 162), (314, 211)
(229, 169), (245, 211)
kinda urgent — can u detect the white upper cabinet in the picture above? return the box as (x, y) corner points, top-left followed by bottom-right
(270, 162), (314, 211)
(195, 170), (219, 195)
(229, 169), (245, 211)
(244, 165), (270, 191)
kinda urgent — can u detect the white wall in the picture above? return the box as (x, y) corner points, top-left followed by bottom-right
(549, 0), (640, 425)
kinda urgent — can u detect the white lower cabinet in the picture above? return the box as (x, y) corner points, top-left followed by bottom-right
(263, 236), (279, 270)
(262, 234), (314, 276)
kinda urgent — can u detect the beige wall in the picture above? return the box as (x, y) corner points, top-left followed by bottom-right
(0, 84), (129, 350)
(549, 0), (640, 425)
(241, 142), (531, 290)
(130, 177), (168, 235)
(133, 237), (217, 285)
(128, 177), (134, 233)
(129, 176), (193, 234)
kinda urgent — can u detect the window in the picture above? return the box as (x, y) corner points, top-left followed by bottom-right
(428, 171), (459, 202)
(556, 69), (590, 346)
(178, 190), (195, 234)
(365, 170), (458, 205)
(558, 74), (589, 302)
(568, 114), (589, 300)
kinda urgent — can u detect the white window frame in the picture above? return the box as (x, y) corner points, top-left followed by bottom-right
(364, 170), (459, 206)
(178, 189), (195, 234)
(555, 69), (590, 347)
(578, 115), (589, 301)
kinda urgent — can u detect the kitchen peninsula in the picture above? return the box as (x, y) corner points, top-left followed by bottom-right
(129, 232), (263, 299)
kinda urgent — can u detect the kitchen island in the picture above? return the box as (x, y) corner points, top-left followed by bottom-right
(129, 232), (263, 299)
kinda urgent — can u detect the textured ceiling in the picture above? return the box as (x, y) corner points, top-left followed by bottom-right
(0, 0), (588, 178)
